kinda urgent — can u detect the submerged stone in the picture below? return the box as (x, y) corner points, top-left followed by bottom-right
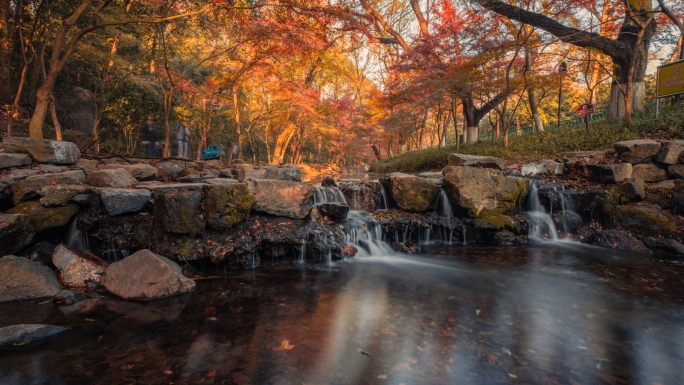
(100, 249), (196, 300)
(642, 237), (684, 256)
(0, 256), (62, 302)
(0, 324), (69, 348)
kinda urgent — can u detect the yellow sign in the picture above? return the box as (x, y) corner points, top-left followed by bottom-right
(657, 59), (684, 98)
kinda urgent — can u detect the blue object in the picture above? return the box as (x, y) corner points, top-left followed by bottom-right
(200, 144), (226, 160)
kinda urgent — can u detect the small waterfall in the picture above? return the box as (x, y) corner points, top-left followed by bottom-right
(434, 187), (453, 218)
(557, 187), (577, 236)
(462, 224), (466, 244)
(313, 185), (346, 205)
(66, 220), (89, 252)
(526, 182), (559, 241)
(377, 185), (389, 211)
(344, 211), (395, 257)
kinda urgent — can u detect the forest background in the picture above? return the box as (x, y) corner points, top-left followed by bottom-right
(1, 0), (683, 167)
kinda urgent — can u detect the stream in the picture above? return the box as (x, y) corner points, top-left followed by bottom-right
(2, 242), (684, 384)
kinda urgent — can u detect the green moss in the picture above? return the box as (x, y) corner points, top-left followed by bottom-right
(7, 201), (79, 232)
(473, 210), (515, 230)
(615, 206), (675, 236)
(204, 184), (254, 230)
(498, 179), (529, 214)
(370, 103), (684, 173)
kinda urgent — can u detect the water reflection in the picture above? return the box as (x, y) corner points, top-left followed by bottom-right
(1, 244), (684, 384)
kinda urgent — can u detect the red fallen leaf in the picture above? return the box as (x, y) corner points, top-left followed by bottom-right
(207, 370), (217, 377)
(205, 306), (216, 314)
(50, 180), (56, 185)
(448, 317), (456, 323)
(163, 370), (173, 375)
(613, 243), (618, 248)
(85, 371), (95, 376)
(198, 249), (204, 253)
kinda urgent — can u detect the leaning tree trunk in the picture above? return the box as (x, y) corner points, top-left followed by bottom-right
(525, 45), (544, 132)
(0, 0), (12, 105)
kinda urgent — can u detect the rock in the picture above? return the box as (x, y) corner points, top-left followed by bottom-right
(0, 256), (62, 302)
(74, 158), (98, 174)
(7, 201), (79, 232)
(317, 203), (350, 220)
(631, 163), (668, 182)
(0, 214), (35, 256)
(521, 160), (564, 176)
(586, 230), (652, 254)
(205, 178), (239, 185)
(100, 249), (196, 300)
(38, 164), (67, 173)
(493, 230), (516, 244)
(53, 289), (86, 305)
(0, 324), (69, 347)
(584, 163), (632, 184)
(642, 237), (684, 256)
(52, 244), (106, 289)
(442, 166), (525, 215)
(559, 150), (606, 160)
(100, 188), (151, 215)
(418, 172), (443, 180)
(29, 241), (55, 265)
(0, 153), (32, 169)
(38, 184), (90, 206)
(338, 180), (381, 211)
(72, 193), (91, 205)
(220, 168), (235, 178)
(612, 178), (645, 202)
(380, 172), (439, 212)
(154, 191), (205, 234)
(447, 153), (504, 170)
(614, 139), (661, 164)
(247, 179), (314, 219)
(615, 205), (675, 237)
(2, 137), (80, 164)
(321, 176), (337, 187)
(11, 169), (85, 204)
(85, 168), (137, 188)
(155, 162), (183, 180)
(99, 163), (157, 181)
(553, 210), (584, 235)
(668, 164), (684, 179)
(1, 168), (40, 182)
(237, 164), (302, 183)
(655, 140), (684, 164)
(650, 180), (676, 190)
(176, 174), (203, 183)
(134, 182), (207, 194)
(203, 183), (254, 231)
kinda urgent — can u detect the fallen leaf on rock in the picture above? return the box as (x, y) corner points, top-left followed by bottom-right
(274, 340), (295, 351)
(207, 370), (217, 377)
(164, 370), (173, 375)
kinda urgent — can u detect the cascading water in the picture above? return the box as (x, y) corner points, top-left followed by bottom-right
(66, 220), (90, 251)
(377, 185), (389, 211)
(344, 211), (395, 257)
(434, 187), (453, 218)
(526, 182), (559, 241)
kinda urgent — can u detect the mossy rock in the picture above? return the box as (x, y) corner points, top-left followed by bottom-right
(203, 184), (255, 231)
(380, 173), (439, 212)
(154, 191), (206, 234)
(473, 210), (521, 233)
(7, 200), (79, 232)
(615, 205), (675, 237)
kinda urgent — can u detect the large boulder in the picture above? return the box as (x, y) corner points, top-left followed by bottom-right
(338, 180), (382, 211)
(38, 184), (90, 206)
(237, 164), (302, 183)
(99, 163), (157, 181)
(154, 191), (205, 234)
(612, 178), (645, 202)
(2, 137), (80, 164)
(85, 168), (137, 188)
(615, 205), (675, 237)
(380, 172), (439, 212)
(442, 166), (525, 215)
(655, 140), (684, 164)
(100, 188), (151, 215)
(155, 161), (183, 180)
(0, 324), (69, 348)
(584, 163), (632, 184)
(0, 214), (35, 256)
(7, 201), (79, 232)
(52, 244), (106, 289)
(631, 163), (668, 182)
(100, 249), (196, 300)
(203, 183), (254, 231)
(667, 164), (684, 179)
(317, 203), (350, 220)
(0, 153), (32, 169)
(586, 230), (651, 254)
(11, 170), (85, 203)
(0, 255), (62, 302)
(521, 160), (564, 177)
(447, 154), (504, 170)
(247, 179), (314, 219)
(642, 237), (684, 256)
(614, 139), (661, 164)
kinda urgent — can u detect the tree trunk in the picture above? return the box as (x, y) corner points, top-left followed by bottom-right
(0, 0), (12, 105)
(525, 45), (544, 132)
(272, 123), (297, 164)
(28, 84), (53, 139)
(233, 87), (243, 160)
(49, 96), (62, 140)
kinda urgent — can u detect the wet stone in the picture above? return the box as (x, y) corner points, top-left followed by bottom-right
(0, 255), (62, 302)
(0, 214), (35, 256)
(154, 191), (205, 234)
(7, 201), (79, 233)
(642, 237), (684, 256)
(0, 324), (68, 348)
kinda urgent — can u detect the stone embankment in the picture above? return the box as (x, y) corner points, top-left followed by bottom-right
(1, 137), (683, 305)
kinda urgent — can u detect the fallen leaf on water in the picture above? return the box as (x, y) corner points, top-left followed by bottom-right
(274, 340), (295, 351)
